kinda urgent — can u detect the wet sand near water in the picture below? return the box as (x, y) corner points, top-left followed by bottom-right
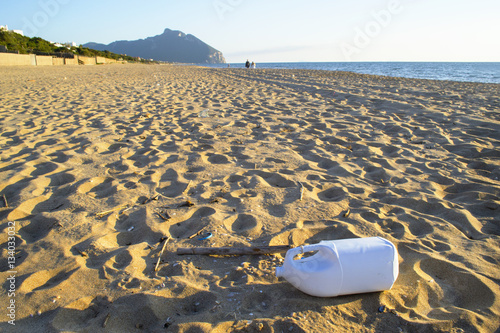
(0, 64), (499, 332)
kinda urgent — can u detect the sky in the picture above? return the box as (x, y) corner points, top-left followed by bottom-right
(1, 0), (499, 63)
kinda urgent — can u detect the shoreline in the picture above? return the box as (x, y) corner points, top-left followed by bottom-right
(198, 61), (500, 85)
(0, 64), (499, 332)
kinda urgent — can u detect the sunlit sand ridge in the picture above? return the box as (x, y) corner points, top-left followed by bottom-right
(0, 64), (499, 332)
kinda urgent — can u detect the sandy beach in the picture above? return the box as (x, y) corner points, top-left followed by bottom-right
(0, 64), (499, 332)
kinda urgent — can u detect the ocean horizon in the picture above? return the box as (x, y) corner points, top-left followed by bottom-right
(200, 62), (500, 84)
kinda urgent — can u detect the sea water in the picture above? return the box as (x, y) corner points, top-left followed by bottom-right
(201, 62), (500, 84)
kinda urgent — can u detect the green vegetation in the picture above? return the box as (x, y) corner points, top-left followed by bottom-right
(0, 31), (53, 53)
(0, 30), (158, 63)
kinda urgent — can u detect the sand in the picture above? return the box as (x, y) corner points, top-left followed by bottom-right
(0, 64), (499, 332)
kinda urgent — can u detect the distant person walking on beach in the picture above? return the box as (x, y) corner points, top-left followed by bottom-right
(245, 59), (250, 68)
(251, 61), (256, 68)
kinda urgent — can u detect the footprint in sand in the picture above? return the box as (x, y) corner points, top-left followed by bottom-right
(207, 153), (230, 164)
(159, 169), (189, 197)
(129, 148), (160, 168)
(139, 170), (161, 185)
(224, 214), (262, 238)
(77, 177), (117, 198)
(105, 161), (130, 176)
(106, 142), (129, 153)
(317, 158), (340, 170)
(317, 187), (347, 202)
(103, 247), (148, 281)
(241, 289), (273, 313)
(169, 207), (216, 239)
(111, 250), (133, 269)
(18, 214), (58, 243)
(114, 209), (164, 246)
(72, 237), (121, 269)
(416, 258), (495, 316)
(0, 161), (25, 173)
(377, 219), (407, 239)
(30, 161), (59, 176)
(47, 151), (70, 163)
(246, 170), (296, 188)
(48, 171), (76, 186)
(226, 174), (246, 184)
(178, 291), (218, 316)
(270, 220), (359, 247)
(158, 261), (185, 277)
(18, 267), (79, 293)
(400, 214), (435, 237)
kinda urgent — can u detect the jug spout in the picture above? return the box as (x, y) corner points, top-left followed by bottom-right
(275, 266), (284, 278)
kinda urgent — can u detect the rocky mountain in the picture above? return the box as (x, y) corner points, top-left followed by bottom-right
(84, 28), (225, 64)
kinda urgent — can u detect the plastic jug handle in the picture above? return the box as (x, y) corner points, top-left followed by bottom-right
(300, 243), (330, 254)
(285, 243), (338, 265)
(284, 246), (304, 262)
(283, 243), (343, 296)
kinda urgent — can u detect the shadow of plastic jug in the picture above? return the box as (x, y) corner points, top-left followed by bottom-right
(276, 237), (399, 297)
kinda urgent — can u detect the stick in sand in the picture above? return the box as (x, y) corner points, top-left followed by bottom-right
(96, 205), (128, 218)
(102, 313), (110, 328)
(2, 194), (8, 208)
(188, 225), (210, 239)
(154, 237), (171, 272)
(298, 181), (304, 201)
(183, 180), (192, 195)
(176, 245), (290, 256)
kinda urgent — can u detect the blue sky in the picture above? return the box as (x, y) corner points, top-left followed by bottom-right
(1, 0), (499, 62)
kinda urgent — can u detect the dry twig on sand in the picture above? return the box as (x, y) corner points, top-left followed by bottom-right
(154, 237), (171, 272)
(95, 205), (129, 218)
(298, 181), (304, 201)
(176, 245), (290, 256)
(102, 313), (110, 328)
(188, 225), (210, 239)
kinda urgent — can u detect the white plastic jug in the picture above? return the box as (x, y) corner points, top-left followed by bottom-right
(275, 237), (398, 297)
